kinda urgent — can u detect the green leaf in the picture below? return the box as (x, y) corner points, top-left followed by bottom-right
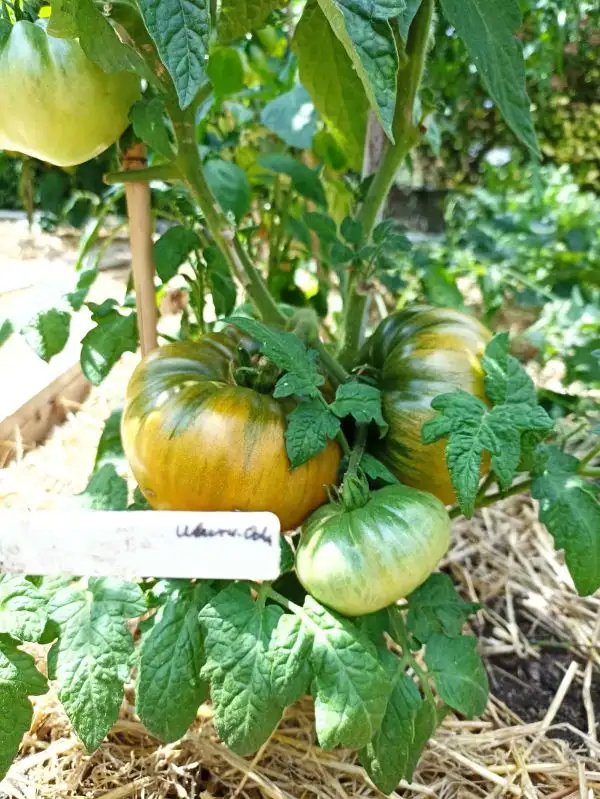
(404, 696), (437, 780)
(270, 613), (313, 706)
(279, 537), (296, 574)
(294, 0), (367, 170)
(73, 464), (129, 511)
(313, 0), (399, 139)
(21, 308), (71, 362)
(274, 373), (321, 401)
(137, 0), (210, 109)
(438, 0), (538, 155)
(0, 575), (47, 643)
(130, 96), (174, 160)
(340, 216), (362, 245)
(398, 0), (422, 40)
(305, 596), (390, 749)
(532, 447), (600, 596)
(218, 0), (286, 42)
(137, 581), (213, 741)
(204, 245), (237, 317)
(260, 84), (318, 150)
(0, 319), (13, 347)
(48, 579), (145, 751)
(422, 391), (552, 516)
(329, 240), (354, 265)
(80, 310), (138, 386)
(258, 154), (326, 208)
(154, 226), (201, 283)
(482, 332), (537, 406)
(330, 382), (388, 435)
(94, 409), (125, 472)
(425, 633), (488, 717)
(359, 654), (422, 794)
(198, 584), (286, 755)
(407, 574), (479, 644)
(422, 267), (464, 309)
(0, 636), (48, 780)
(285, 400), (340, 467)
(565, 339), (600, 387)
(207, 46), (244, 97)
(360, 454), (399, 485)
(227, 317), (324, 393)
(204, 159), (250, 221)
(303, 211), (337, 243)
(66, 265), (98, 312)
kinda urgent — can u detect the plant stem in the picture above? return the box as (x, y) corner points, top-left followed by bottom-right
(104, 164), (181, 185)
(581, 467), (600, 478)
(449, 478), (533, 520)
(579, 440), (600, 468)
(389, 609), (437, 707)
(314, 340), (349, 385)
(338, 0), (434, 369)
(347, 424), (368, 476)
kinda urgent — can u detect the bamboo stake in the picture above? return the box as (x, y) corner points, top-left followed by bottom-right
(123, 143), (158, 356)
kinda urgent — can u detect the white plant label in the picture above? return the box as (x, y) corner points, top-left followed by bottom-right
(0, 511), (281, 581)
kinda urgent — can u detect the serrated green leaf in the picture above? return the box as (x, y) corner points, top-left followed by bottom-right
(294, 0), (367, 170)
(130, 96), (174, 159)
(532, 446), (600, 596)
(48, 579), (145, 751)
(273, 373), (321, 401)
(21, 308), (71, 362)
(359, 654), (422, 794)
(205, 159), (250, 221)
(0, 635), (48, 780)
(94, 408), (125, 472)
(330, 382), (387, 435)
(270, 613), (313, 706)
(565, 339), (600, 387)
(207, 46), (244, 97)
(66, 265), (98, 312)
(304, 596), (390, 749)
(0, 575), (47, 643)
(279, 537), (296, 574)
(260, 84), (318, 150)
(407, 574), (479, 644)
(314, 0), (399, 138)
(73, 464), (128, 511)
(285, 400), (340, 467)
(198, 584), (286, 755)
(360, 454), (399, 485)
(424, 633), (488, 717)
(438, 0), (538, 155)
(329, 240), (354, 265)
(80, 310), (138, 386)
(137, 0), (210, 109)
(204, 245), (237, 317)
(404, 695), (437, 780)
(258, 153), (326, 208)
(0, 319), (13, 347)
(218, 0), (286, 42)
(304, 211), (338, 243)
(340, 216), (362, 245)
(422, 267), (464, 309)
(137, 581), (213, 741)
(154, 226), (201, 283)
(483, 332), (537, 406)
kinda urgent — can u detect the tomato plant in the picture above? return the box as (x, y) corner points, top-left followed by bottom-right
(0, 0), (599, 794)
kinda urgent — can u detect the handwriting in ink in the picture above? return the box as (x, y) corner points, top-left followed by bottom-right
(176, 523), (273, 545)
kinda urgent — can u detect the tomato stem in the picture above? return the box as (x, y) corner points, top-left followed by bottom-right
(389, 608), (437, 708)
(579, 439), (600, 468)
(449, 477), (534, 520)
(346, 424), (368, 477)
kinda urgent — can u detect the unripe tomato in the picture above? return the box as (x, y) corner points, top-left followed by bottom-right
(122, 331), (340, 531)
(360, 306), (491, 505)
(296, 484), (451, 616)
(0, 20), (140, 167)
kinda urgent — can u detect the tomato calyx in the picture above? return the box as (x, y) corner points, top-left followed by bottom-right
(230, 349), (280, 395)
(327, 472), (371, 512)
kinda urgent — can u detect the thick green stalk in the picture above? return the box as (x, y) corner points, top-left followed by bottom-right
(338, 0), (435, 369)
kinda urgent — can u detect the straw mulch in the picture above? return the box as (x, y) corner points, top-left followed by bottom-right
(0, 352), (598, 799)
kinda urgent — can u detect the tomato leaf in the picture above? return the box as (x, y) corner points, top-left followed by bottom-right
(404, 695), (438, 779)
(154, 226), (201, 283)
(0, 635), (48, 780)
(270, 613), (313, 706)
(294, 0), (367, 171)
(207, 47), (245, 98)
(94, 409), (126, 472)
(279, 537), (296, 574)
(0, 318), (13, 347)
(359, 454), (399, 485)
(260, 85), (318, 150)
(80, 310), (138, 385)
(340, 216), (362, 245)
(312, 0), (398, 139)
(198, 584), (287, 755)
(398, 0), (423, 40)
(73, 464), (129, 511)
(48, 579), (145, 751)
(217, 0), (286, 42)
(258, 153), (327, 208)
(532, 446), (600, 596)
(438, 0), (538, 156)
(285, 400), (340, 467)
(0, 575), (48, 643)
(482, 332), (537, 406)
(407, 574), (480, 644)
(137, 0), (210, 109)
(204, 159), (250, 222)
(274, 373), (322, 400)
(21, 308), (71, 363)
(359, 654), (423, 793)
(130, 96), (174, 160)
(204, 245), (237, 317)
(424, 634), (488, 717)
(304, 597), (390, 749)
(66, 265), (98, 312)
(330, 382), (388, 436)
(137, 581), (214, 741)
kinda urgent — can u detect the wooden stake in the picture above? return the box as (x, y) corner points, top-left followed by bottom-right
(123, 143), (158, 356)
